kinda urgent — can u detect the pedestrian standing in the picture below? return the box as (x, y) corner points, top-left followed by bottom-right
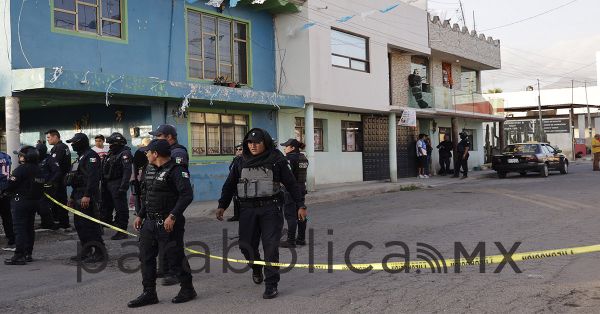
(128, 139), (196, 308)
(279, 138), (309, 248)
(101, 132), (133, 240)
(425, 135), (433, 176)
(227, 143), (244, 222)
(36, 143), (60, 230)
(3, 146), (44, 265)
(92, 135), (109, 160)
(65, 133), (106, 263)
(437, 134), (453, 176)
(216, 128), (307, 299)
(592, 134), (600, 171)
(454, 132), (470, 179)
(0, 150), (15, 246)
(45, 129), (72, 229)
(416, 134), (428, 178)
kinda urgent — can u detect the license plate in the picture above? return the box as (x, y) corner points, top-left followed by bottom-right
(507, 158), (519, 164)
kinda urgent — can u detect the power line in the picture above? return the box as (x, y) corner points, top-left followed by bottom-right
(481, 0), (579, 32)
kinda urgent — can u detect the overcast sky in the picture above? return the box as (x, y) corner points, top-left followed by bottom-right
(427, 0), (600, 92)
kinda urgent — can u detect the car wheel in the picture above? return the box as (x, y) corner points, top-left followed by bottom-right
(540, 164), (549, 177)
(519, 172), (527, 176)
(498, 172), (507, 179)
(559, 161), (568, 174)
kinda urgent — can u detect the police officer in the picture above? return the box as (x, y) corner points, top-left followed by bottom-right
(0, 150), (15, 246)
(453, 132), (471, 179)
(65, 133), (106, 263)
(36, 143), (60, 230)
(3, 146), (44, 265)
(227, 143), (244, 222)
(45, 129), (72, 229)
(128, 139), (196, 308)
(149, 124), (188, 285)
(102, 132), (133, 240)
(279, 139), (309, 248)
(217, 128), (307, 299)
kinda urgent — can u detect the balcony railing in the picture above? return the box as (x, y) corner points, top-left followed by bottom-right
(407, 86), (503, 116)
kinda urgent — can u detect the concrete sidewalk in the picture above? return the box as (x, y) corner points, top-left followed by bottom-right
(186, 169), (496, 219)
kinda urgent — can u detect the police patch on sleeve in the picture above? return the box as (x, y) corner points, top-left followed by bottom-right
(175, 157), (183, 164)
(90, 158), (97, 163)
(182, 172), (189, 178)
(9, 176), (16, 181)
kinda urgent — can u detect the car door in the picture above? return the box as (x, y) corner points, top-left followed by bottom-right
(543, 145), (558, 168)
(538, 145), (550, 164)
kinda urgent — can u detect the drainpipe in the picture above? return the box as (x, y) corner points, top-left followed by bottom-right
(305, 104), (315, 191)
(5, 97), (20, 161)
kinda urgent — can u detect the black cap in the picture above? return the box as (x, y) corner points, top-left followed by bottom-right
(149, 124), (177, 137)
(139, 139), (171, 156)
(235, 142), (243, 149)
(245, 130), (266, 143)
(66, 133), (88, 144)
(280, 138), (301, 147)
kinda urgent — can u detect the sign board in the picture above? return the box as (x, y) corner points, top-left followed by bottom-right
(542, 119), (570, 134)
(505, 119), (570, 134)
(398, 108), (416, 127)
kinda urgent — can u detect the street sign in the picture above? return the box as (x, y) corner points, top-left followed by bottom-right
(542, 118), (570, 134)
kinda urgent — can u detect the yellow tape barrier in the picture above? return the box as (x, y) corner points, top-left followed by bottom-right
(45, 193), (600, 271)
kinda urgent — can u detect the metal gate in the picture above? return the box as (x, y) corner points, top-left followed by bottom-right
(362, 115), (390, 181)
(396, 122), (417, 178)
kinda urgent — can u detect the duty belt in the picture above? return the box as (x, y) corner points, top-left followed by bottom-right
(239, 198), (278, 208)
(146, 212), (169, 221)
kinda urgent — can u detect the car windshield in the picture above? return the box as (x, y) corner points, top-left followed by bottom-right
(504, 144), (538, 154)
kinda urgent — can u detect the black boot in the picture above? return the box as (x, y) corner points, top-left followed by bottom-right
(296, 239), (306, 246)
(263, 286), (278, 299)
(161, 274), (180, 286)
(127, 290), (159, 308)
(172, 286), (197, 304)
(227, 216), (239, 222)
(252, 267), (264, 284)
(25, 254), (33, 262)
(279, 240), (296, 248)
(4, 254), (27, 265)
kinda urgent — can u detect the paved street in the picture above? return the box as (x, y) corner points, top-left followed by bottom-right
(1, 163), (600, 313)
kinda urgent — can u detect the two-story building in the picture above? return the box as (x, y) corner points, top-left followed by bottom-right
(0, 0), (305, 201)
(274, 1), (503, 188)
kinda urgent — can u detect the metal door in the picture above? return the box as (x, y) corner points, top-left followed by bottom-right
(362, 115), (390, 181)
(396, 122), (417, 178)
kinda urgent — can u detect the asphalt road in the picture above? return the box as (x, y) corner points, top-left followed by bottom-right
(1, 163), (600, 313)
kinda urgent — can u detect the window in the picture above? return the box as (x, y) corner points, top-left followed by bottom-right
(461, 67), (478, 92)
(331, 28), (369, 72)
(410, 56), (429, 84)
(438, 127), (452, 143)
(187, 10), (248, 84)
(295, 117), (325, 151)
(462, 129), (476, 151)
(341, 121), (362, 152)
(189, 112), (248, 156)
(53, 0), (123, 38)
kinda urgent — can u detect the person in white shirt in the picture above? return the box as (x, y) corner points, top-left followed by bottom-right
(92, 134), (109, 160)
(416, 134), (428, 178)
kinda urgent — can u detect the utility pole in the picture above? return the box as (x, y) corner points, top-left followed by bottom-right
(537, 79), (544, 142)
(458, 0), (467, 28)
(472, 10), (476, 31)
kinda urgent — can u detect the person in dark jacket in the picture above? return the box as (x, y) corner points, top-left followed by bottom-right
(36, 143), (60, 230)
(436, 134), (453, 176)
(279, 139), (309, 248)
(216, 128), (307, 299)
(3, 146), (44, 265)
(0, 150), (15, 246)
(227, 143), (244, 222)
(45, 129), (72, 229)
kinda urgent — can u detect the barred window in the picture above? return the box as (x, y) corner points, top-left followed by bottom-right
(190, 112), (248, 156)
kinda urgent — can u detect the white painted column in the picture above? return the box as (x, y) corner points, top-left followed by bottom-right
(389, 112), (397, 182)
(5, 97), (20, 161)
(305, 104), (315, 191)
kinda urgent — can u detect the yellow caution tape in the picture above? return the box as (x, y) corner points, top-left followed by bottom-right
(45, 193), (600, 271)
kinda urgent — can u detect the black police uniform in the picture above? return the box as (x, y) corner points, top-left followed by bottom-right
(37, 144), (61, 229)
(454, 136), (471, 178)
(170, 143), (189, 167)
(227, 155), (243, 221)
(50, 140), (72, 228)
(0, 152), (15, 245)
(102, 144), (133, 233)
(436, 140), (453, 175)
(136, 158), (195, 302)
(282, 151), (308, 246)
(3, 147), (44, 265)
(219, 128), (305, 298)
(66, 134), (106, 261)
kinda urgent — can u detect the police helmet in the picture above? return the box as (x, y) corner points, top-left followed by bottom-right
(36, 143), (48, 157)
(15, 146), (40, 164)
(106, 132), (127, 145)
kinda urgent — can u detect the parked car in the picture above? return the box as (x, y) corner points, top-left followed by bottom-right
(492, 143), (569, 178)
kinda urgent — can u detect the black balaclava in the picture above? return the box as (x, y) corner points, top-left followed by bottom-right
(241, 128), (283, 168)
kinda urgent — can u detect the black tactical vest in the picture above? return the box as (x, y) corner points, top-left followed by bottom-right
(66, 159), (87, 189)
(143, 163), (178, 214)
(294, 154), (309, 184)
(17, 165), (45, 200)
(103, 148), (126, 180)
(236, 165), (280, 199)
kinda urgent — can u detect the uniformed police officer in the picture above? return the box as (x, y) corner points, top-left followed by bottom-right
(128, 139), (196, 308)
(453, 132), (471, 179)
(36, 143), (60, 230)
(148, 124), (189, 285)
(102, 132), (133, 240)
(0, 150), (15, 246)
(45, 129), (72, 229)
(227, 143), (244, 222)
(3, 146), (44, 265)
(217, 128), (307, 299)
(279, 139), (309, 248)
(65, 133), (106, 263)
